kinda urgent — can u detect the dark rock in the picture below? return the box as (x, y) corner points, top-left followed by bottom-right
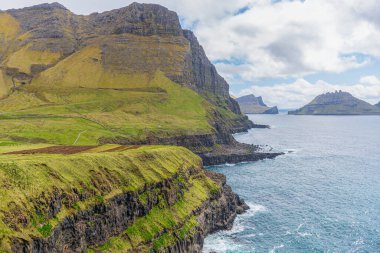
(252, 124), (270, 129)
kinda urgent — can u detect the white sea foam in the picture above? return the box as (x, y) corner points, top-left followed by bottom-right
(202, 235), (243, 253)
(295, 223), (312, 237)
(285, 148), (300, 154)
(269, 244), (284, 253)
(244, 203), (268, 217)
(203, 203), (267, 252)
(227, 203), (267, 234)
(296, 223), (304, 231)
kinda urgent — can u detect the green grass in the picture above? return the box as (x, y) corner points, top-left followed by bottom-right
(0, 145), (205, 251)
(0, 71), (213, 145)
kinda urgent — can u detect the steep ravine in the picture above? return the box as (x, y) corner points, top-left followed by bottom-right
(0, 145), (248, 253)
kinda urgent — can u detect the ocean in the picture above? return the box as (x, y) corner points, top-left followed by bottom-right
(203, 114), (380, 253)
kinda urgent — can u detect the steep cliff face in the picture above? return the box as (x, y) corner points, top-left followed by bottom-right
(0, 145), (247, 252)
(182, 30), (241, 114)
(0, 2), (260, 162)
(289, 91), (380, 115)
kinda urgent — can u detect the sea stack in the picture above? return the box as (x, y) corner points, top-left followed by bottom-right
(289, 91), (380, 115)
(236, 94), (279, 114)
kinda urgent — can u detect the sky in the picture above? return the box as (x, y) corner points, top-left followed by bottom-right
(2, 0), (380, 109)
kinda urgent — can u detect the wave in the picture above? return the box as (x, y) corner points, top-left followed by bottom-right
(243, 202), (268, 217)
(227, 203), (267, 234)
(203, 203), (267, 252)
(269, 244), (284, 253)
(202, 237), (243, 253)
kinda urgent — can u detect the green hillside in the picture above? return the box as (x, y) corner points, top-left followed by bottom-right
(0, 71), (213, 145)
(0, 4), (246, 147)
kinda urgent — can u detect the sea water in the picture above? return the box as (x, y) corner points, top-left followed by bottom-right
(203, 114), (380, 252)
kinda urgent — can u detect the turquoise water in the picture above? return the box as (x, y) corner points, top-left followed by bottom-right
(203, 115), (380, 253)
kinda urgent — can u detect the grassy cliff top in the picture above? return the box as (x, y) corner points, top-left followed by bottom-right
(0, 144), (214, 250)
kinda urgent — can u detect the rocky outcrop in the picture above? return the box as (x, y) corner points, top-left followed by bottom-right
(289, 91), (380, 115)
(199, 143), (283, 166)
(236, 94), (279, 114)
(99, 122), (279, 167)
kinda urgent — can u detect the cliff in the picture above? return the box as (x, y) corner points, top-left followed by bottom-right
(236, 94), (279, 114)
(0, 145), (248, 252)
(0, 2), (273, 164)
(288, 91), (380, 115)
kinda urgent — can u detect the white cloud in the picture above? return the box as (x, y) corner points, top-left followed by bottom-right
(3, 1), (380, 88)
(191, 0), (380, 80)
(239, 76), (380, 109)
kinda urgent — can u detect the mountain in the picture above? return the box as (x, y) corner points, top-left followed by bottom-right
(289, 91), (380, 115)
(0, 3), (284, 252)
(0, 2), (268, 163)
(376, 102), (380, 107)
(236, 94), (279, 114)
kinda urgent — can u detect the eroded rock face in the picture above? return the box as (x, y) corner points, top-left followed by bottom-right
(89, 3), (183, 37)
(10, 168), (248, 253)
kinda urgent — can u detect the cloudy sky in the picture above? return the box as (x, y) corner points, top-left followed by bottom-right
(2, 0), (380, 108)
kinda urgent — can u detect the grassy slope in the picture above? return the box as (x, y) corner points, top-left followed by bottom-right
(0, 41), (214, 145)
(0, 72), (212, 145)
(0, 145), (218, 251)
(5, 44), (61, 74)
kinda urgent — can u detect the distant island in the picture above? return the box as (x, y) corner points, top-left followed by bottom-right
(289, 91), (380, 115)
(236, 94), (279, 114)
